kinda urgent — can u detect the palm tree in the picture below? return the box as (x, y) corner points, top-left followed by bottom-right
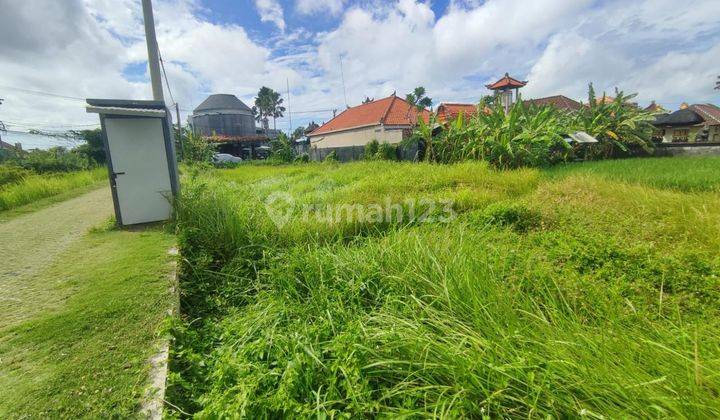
(405, 86), (432, 111)
(269, 90), (285, 130)
(254, 87), (275, 133)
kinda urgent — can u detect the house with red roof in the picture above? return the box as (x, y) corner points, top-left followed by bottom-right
(436, 103), (484, 123)
(523, 95), (583, 112)
(307, 93), (431, 158)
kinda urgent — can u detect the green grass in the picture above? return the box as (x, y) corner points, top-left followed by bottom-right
(546, 156), (720, 192)
(168, 157), (720, 417)
(0, 227), (175, 418)
(0, 167), (106, 212)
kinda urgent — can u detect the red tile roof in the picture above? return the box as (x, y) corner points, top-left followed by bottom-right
(524, 95), (582, 112)
(309, 95), (431, 136)
(690, 104), (720, 125)
(486, 73), (527, 90)
(436, 103), (481, 122)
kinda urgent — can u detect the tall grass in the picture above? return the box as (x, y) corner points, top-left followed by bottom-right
(0, 167), (106, 211)
(168, 158), (720, 417)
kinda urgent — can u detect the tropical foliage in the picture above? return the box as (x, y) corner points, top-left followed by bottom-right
(405, 86), (432, 110)
(253, 86), (285, 131)
(268, 132), (295, 163)
(182, 128), (216, 164)
(416, 85), (657, 169)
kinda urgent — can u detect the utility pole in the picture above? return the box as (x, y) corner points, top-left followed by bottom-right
(286, 78), (292, 135)
(175, 102), (184, 159)
(339, 55), (348, 109)
(142, 0), (164, 102)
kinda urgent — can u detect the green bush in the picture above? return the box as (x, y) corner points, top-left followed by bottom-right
(269, 133), (295, 163)
(183, 129), (216, 164)
(16, 147), (90, 173)
(364, 139), (379, 160)
(294, 153), (310, 163)
(376, 142), (397, 160)
(324, 150), (338, 162)
(0, 165), (30, 189)
(71, 128), (106, 165)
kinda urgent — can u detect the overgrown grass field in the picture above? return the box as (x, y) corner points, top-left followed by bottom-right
(0, 166), (106, 212)
(168, 157), (720, 417)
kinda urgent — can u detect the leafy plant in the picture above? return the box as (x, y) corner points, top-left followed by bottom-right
(364, 139), (379, 160)
(324, 150), (338, 162)
(269, 132), (295, 163)
(570, 86), (656, 159)
(182, 128), (216, 164)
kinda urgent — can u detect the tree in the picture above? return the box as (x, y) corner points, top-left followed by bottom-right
(70, 128), (106, 165)
(405, 86), (432, 111)
(291, 126), (306, 141)
(254, 86), (280, 133)
(269, 90), (285, 130)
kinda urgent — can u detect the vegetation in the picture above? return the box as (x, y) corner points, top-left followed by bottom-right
(405, 86), (432, 110)
(0, 227), (175, 417)
(364, 139), (398, 161)
(418, 85), (657, 168)
(182, 128), (216, 164)
(268, 132), (296, 163)
(167, 157), (720, 417)
(0, 166), (105, 211)
(253, 86), (286, 132)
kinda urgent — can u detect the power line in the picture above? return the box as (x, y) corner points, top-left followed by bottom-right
(289, 109), (336, 115)
(158, 51), (176, 105)
(0, 85), (86, 102)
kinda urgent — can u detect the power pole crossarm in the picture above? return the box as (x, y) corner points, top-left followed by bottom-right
(142, 0), (164, 102)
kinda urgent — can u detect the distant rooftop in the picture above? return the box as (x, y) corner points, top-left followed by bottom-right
(308, 94), (431, 136)
(486, 73), (527, 90)
(194, 94), (252, 114)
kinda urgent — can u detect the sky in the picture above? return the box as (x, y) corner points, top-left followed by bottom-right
(0, 0), (719, 133)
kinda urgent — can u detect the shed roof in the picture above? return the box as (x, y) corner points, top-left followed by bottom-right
(194, 94), (252, 114)
(308, 95), (431, 136)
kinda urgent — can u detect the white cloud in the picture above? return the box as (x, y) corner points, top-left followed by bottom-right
(1, 0), (719, 136)
(296, 0), (346, 16)
(255, 0), (285, 31)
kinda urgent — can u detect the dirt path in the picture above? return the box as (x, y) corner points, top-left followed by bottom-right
(0, 187), (112, 318)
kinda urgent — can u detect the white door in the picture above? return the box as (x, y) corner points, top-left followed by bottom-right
(105, 117), (173, 225)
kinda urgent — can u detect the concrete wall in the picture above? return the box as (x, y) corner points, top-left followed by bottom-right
(309, 125), (407, 149)
(655, 143), (720, 157)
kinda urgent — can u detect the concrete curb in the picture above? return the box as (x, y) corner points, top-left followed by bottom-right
(139, 247), (179, 419)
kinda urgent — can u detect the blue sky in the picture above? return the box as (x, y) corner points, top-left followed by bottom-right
(1, 0), (719, 132)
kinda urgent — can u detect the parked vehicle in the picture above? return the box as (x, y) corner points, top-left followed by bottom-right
(212, 153), (242, 164)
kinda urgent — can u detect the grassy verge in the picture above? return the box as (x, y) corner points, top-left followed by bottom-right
(0, 227), (175, 417)
(546, 156), (720, 192)
(168, 157), (720, 417)
(0, 167), (107, 212)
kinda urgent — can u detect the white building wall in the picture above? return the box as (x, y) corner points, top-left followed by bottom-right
(309, 125), (407, 149)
